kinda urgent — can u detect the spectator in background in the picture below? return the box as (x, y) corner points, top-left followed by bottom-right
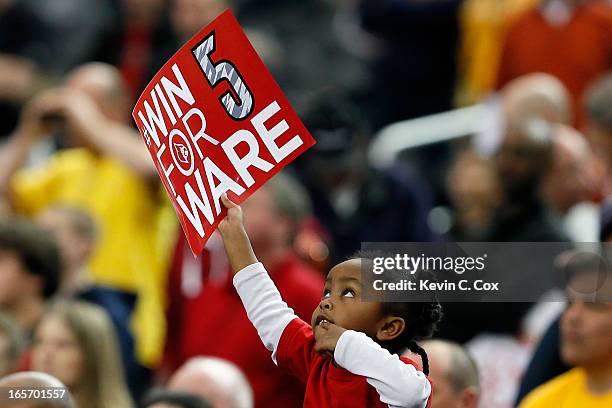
(359, 0), (462, 128)
(166, 357), (253, 408)
(466, 333), (532, 408)
(542, 124), (601, 242)
(446, 149), (502, 240)
(235, 0), (367, 106)
(496, 0), (612, 127)
(488, 118), (567, 242)
(501, 73), (572, 128)
(0, 0), (47, 136)
(411, 340), (480, 408)
(170, 0), (226, 43)
(297, 90), (435, 265)
(0, 62), (177, 368)
(585, 72), (612, 196)
(0, 218), (60, 335)
(163, 173), (324, 408)
(31, 301), (132, 408)
(0, 371), (75, 408)
(0, 0), (117, 136)
(519, 253), (612, 407)
(141, 389), (212, 408)
(0, 312), (24, 377)
(474, 73), (572, 157)
(36, 205), (149, 401)
(438, 120), (566, 403)
(149, 0), (227, 76)
(33, 0), (114, 74)
(517, 209), (612, 403)
(35, 207), (101, 297)
(456, 0), (538, 105)
(463, 117), (566, 336)
(92, 0), (170, 99)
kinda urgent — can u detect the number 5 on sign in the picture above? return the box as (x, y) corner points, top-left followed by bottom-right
(193, 32), (254, 120)
(132, 10), (316, 255)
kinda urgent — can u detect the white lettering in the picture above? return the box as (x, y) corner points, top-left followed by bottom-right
(182, 108), (218, 161)
(137, 90), (167, 148)
(221, 129), (274, 188)
(176, 169), (215, 238)
(161, 64), (196, 118)
(155, 143), (176, 196)
(156, 84), (176, 125)
(203, 157), (246, 216)
(251, 101), (303, 163)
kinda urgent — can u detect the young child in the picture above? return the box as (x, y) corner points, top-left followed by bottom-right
(218, 194), (441, 407)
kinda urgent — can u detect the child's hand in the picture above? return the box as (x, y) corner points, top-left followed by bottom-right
(218, 193), (245, 238)
(218, 193), (258, 274)
(314, 320), (347, 356)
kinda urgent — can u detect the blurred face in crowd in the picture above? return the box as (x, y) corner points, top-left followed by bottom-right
(421, 342), (479, 408)
(242, 185), (292, 254)
(32, 314), (84, 388)
(171, 0), (227, 41)
(586, 121), (612, 168)
(495, 123), (552, 197)
(447, 152), (501, 233)
(543, 126), (595, 214)
(64, 65), (128, 124)
(36, 209), (91, 274)
(561, 271), (612, 368)
(0, 249), (41, 307)
(123, 0), (165, 23)
(547, 147), (586, 212)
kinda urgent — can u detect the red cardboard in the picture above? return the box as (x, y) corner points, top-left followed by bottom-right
(132, 10), (316, 255)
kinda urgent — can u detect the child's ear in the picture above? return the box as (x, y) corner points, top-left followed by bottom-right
(376, 316), (405, 342)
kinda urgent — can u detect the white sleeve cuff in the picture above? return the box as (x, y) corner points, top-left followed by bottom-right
(232, 262), (267, 285)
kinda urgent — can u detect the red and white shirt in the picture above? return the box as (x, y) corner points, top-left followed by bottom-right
(234, 262), (432, 408)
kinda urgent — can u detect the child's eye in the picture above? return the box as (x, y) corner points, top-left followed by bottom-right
(342, 289), (355, 298)
(322, 290), (331, 299)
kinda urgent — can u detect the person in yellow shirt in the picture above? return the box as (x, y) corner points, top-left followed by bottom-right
(456, 0), (538, 106)
(0, 63), (177, 367)
(519, 253), (612, 407)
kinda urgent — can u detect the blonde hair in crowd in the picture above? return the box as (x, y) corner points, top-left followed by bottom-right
(43, 301), (132, 408)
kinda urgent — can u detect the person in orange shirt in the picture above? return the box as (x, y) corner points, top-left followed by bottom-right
(497, 0), (612, 127)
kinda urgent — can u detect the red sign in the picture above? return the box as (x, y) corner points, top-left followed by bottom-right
(132, 10), (316, 255)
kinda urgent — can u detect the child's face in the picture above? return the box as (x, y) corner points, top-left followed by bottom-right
(311, 259), (385, 339)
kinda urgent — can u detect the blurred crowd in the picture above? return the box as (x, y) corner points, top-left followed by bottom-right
(0, 0), (612, 407)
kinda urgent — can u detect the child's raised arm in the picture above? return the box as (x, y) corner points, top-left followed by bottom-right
(217, 193), (300, 365)
(218, 193), (258, 274)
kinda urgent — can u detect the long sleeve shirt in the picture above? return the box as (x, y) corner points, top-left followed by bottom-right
(233, 262), (431, 408)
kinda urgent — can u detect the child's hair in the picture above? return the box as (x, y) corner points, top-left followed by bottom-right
(381, 301), (443, 375)
(350, 250), (443, 375)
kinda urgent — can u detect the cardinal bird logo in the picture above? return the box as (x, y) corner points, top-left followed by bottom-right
(173, 143), (190, 164)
